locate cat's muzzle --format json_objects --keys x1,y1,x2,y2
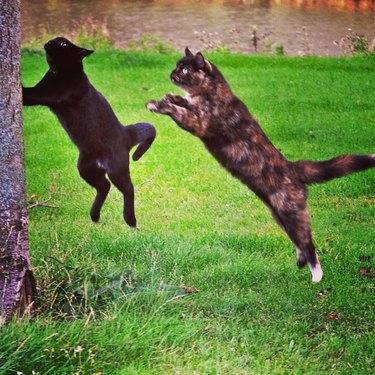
[{"x1": 170, "y1": 73, "x2": 179, "y2": 84}]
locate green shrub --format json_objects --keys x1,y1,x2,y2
[{"x1": 128, "y1": 34, "x2": 177, "y2": 54}]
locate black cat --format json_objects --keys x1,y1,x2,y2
[
  {"x1": 147, "y1": 48, "x2": 375, "y2": 282},
  {"x1": 23, "y1": 37, "x2": 156, "y2": 227}
]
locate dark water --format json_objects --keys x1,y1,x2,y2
[{"x1": 21, "y1": 0, "x2": 375, "y2": 55}]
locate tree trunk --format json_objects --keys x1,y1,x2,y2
[{"x1": 0, "y1": 0, "x2": 36, "y2": 325}]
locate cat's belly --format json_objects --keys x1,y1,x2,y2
[
  {"x1": 51, "y1": 108, "x2": 106, "y2": 152},
  {"x1": 58, "y1": 117, "x2": 92, "y2": 149},
  {"x1": 204, "y1": 140, "x2": 292, "y2": 198},
  {"x1": 205, "y1": 142, "x2": 259, "y2": 182}
]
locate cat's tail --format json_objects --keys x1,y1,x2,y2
[
  {"x1": 293, "y1": 154, "x2": 375, "y2": 185},
  {"x1": 125, "y1": 122, "x2": 156, "y2": 161}
]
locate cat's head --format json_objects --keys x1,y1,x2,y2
[
  {"x1": 44, "y1": 37, "x2": 94, "y2": 72},
  {"x1": 170, "y1": 48, "x2": 220, "y2": 94}
]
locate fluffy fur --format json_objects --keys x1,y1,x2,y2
[
  {"x1": 147, "y1": 48, "x2": 375, "y2": 282},
  {"x1": 23, "y1": 37, "x2": 156, "y2": 227}
]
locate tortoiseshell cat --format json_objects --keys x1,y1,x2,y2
[
  {"x1": 23, "y1": 37, "x2": 156, "y2": 227},
  {"x1": 147, "y1": 48, "x2": 375, "y2": 282}
]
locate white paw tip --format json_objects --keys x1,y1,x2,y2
[
  {"x1": 310, "y1": 265, "x2": 323, "y2": 283},
  {"x1": 146, "y1": 102, "x2": 157, "y2": 112}
]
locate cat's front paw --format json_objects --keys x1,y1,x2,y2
[
  {"x1": 165, "y1": 94, "x2": 191, "y2": 109},
  {"x1": 146, "y1": 99, "x2": 172, "y2": 115},
  {"x1": 164, "y1": 93, "x2": 187, "y2": 107},
  {"x1": 146, "y1": 100, "x2": 161, "y2": 113},
  {"x1": 164, "y1": 93, "x2": 178, "y2": 104}
]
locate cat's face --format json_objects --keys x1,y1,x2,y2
[
  {"x1": 44, "y1": 37, "x2": 94, "y2": 72},
  {"x1": 170, "y1": 48, "x2": 214, "y2": 94}
]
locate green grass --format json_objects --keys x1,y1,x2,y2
[{"x1": 1, "y1": 51, "x2": 374, "y2": 374}]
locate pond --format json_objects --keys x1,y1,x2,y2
[{"x1": 21, "y1": 0, "x2": 375, "y2": 55}]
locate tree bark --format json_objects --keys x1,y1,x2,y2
[{"x1": 0, "y1": 0, "x2": 36, "y2": 325}]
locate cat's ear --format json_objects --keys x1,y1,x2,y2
[
  {"x1": 195, "y1": 52, "x2": 213, "y2": 73},
  {"x1": 185, "y1": 47, "x2": 194, "y2": 57},
  {"x1": 195, "y1": 52, "x2": 205, "y2": 69},
  {"x1": 80, "y1": 48, "x2": 94, "y2": 59}
]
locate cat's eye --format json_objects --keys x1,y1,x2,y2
[
  {"x1": 182, "y1": 67, "x2": 188, "y2": 74},
  {"x1": 60, "y1": 42, "x2": 67, "y2": 47}
]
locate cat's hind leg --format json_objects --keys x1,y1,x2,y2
[
  {"x1": 78, "y1": 154, "x2": 111, "y2": 222},
  {"x1": 268, "y1": 191, "x2": 323, "y2": 282},
  {"x1": 107, "y1": 161, "x2": 136, "y2": 228},
  {"x1": 280, "y1": 210, "x2": 322, "y2": 282},
  {"x1": 268, "y1": 208, "x2": 307, "y2": 268}
]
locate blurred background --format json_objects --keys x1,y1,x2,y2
[{"x1": 21, "y1": 0, "x2": 375, "y2": 56}]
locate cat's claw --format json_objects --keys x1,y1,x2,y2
[{"x1": 146, "y1": 101, "x2": 159, "y2": 113}]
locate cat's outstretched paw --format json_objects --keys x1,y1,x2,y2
[
  {"x1": 146, "y1": 94, "x2": 183, "y2": 113},
  {"x1": 164, "y1": 93, "x2": 176, "y2": 101},
  {"x1": 164, "y1": 93, "x2": 187, "y2": 107},
  {"x1": 164, "y1": 93, "x2": 181, "y2": 103},
  {"x1": 146, "y1": 98, "x2": 172, "y2": 115},
  {"x1": 146, "y1": 100, "x2": 160, "y2": 113}
]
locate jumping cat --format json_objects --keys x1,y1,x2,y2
[
  {"x1": 146, "y1": 48, "x2": 375, "y2": 282},
  {"x1": 23, "y1": 37, "x2": 156, "y2": 227}
]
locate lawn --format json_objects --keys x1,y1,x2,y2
[{"x1": 1, "y1": 51, "x2": 374, "y2": 374}]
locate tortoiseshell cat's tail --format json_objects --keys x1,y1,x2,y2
[
  {"x1": 124, "y1": 122, "x2": 156, "y2": 161},
  {"x1": 294, "y1": 154, "x2": 375, "y2": 185}
]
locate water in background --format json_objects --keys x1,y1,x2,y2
[{"x1": 21, "y1": 0, "x2": 375, "y2": 55}]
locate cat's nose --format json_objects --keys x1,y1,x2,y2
[
  {"x1": 44, "y1": 40, "x2": 52, "y2": 49},
  {"x1": 170, "y1": 72, "x2": 178, "y2": 83}
]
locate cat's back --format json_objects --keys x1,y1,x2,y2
[
  {"x1": 84, "y1": 85, "x2": 122, "y2": 129},
  {"x1": 51, "y1": 75, "x2": 123, "y2": 151}
]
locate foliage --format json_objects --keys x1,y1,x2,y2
[
  {"x1": 9, "y1": 51, "x2": 375, "y2": 374},
  {"x1": 194, "y1": 30, "x2": 232, "y2": 53},
  {"x1": 296, "y1": 26, "x2": 313, "y2": 56},
  {"x1": 128, "y1": 34, "x2": 177, "y2": 54},
  {"x1": 275, "y1": 44, "x2": 285, "y2": 56},
  {"x1": 22, "y1": 16, "x2": 114, "y2": 52},
  {"x1": 22, "y1": 21, "x2": 375, "y2": 58},
  {"x1": 334, "y1": 28, "x2": 375, "y2": 56},
  {"x1": 71, "y1": 16, "x2": 114, "y2": 50},
  {"x1": 21, "y1": 31, "x2": 55, "y2": 53}
]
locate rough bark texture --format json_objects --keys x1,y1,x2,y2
[{"x1": 0, "y1": 0, "x2": 36, "y2": 325}]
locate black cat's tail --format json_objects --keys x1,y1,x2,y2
[
  {"x1": 125, "y1": 122, "x2": 156, "y2": 161},
  {"x1": 293, "y1": 154, "x2": 375, "y2": 185}
]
